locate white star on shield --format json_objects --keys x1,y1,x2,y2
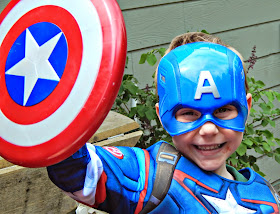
[
  {"x1": 202, "y1": 189, "x2": 256, "y2": 214},
  {"x1": 5, "y1": 28, "x2": 62, "y2": 106}
]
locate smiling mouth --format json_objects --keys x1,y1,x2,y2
[{"x1": 194, "y1": 142, "x2": 226, "y2": 151}]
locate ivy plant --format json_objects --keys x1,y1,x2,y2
[{"x1": 112, "y1": 43, "x2": 280, "y2": 176}]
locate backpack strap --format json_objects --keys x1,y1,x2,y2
[
  {"x1": 263, "y1": 179, "x2": 280, "y2": 211},
  {"x1": 139, "y1": 143, "x2": 180, "y2": 214}
]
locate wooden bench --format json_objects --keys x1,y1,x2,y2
[{"x1": 0, "y1": 111, "x2": 142, "y2": 214}]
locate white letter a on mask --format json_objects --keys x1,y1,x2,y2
[{"x1": 194, "y1": 70, "x2": 220, "y2": 100}]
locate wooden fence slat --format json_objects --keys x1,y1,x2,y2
[
  {"x1": 117, "y1": 0, "x2": 184, "y2": 10},
  {"x1": 0, "y1": 166, "x2": 76, "y2": 213},
  {"x1": 89, "y1": 111, "x2": 140, "y2": 143},
  {"x1": 123, "y1": 3, "x2": 185, "y2": 51},
  {"x1": 95, "y1": 130, "x2": 143, "y2": 147},
  {"x1": 216, "y1": 21, "x2": 280, "y2": 59},
  {"x1": 124, "y1": 0, "x2": 280, "y2": 51},
  {"x1": 250, "y1": 53, "x2": 280, "y2": 89}
]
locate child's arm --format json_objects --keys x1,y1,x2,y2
[
  {"x1": 47, "y1": 143, "x2": 157, "y2": 213},
  {"x1": 47, "y1": 143, "x2": 103, "y2": 206}
]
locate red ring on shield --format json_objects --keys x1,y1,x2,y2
[
  {"x1": 0, "y1": 0, "x2": 127, "y2": 167},
  {"x1": 0, "y1": 5, "x2": 83, "y2": 125}
]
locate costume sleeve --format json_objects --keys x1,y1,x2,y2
[{"x1": 47, "y1": 143, "x2": 158, "y2": 214}]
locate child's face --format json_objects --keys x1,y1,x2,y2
[
  {"x1": 172, "y1": 107, "x2": 243, "y2": 174},
  {"x1": 168, "y1": 93, "x2": 252, "y2": 174}
]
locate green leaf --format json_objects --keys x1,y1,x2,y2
[
  {"x1": 228, "y1": 157, "x2": 238, "y2": 166},
  {"x1": 115, "y1": 98, "x2": 122, "y2": 106},
  {"x1": 256, "y1": 80, "x2": 265, "y2": 88},
  {"x1": 125, "y1": 56, "x2": 129, "y2": 68},
  {"x1": 123, "y1": 81, "x2": 139, "y2": 95},
  {"x1": 250, "y1": 108, "x2": 256, "y2": 113},
  {"x1": 253, "y1": 93, "x2": 261, "y2": 102},
  {"x1": 118, "y1": 84, "x2": 124, "y2": 95},
  {"x1": 274, "y1": 91, "x2": 280, "y2": 102},
  {"x1": 250, "y1": 77, "x2": 256, "y2": 84},
  {"x1": 158, "y1": 48, "x2": 166, "y2": 57},
  {"x1": 254, "y1": 147, "x2": 263, "y2": 154},
  {"x1": 275, "y1": 154, "x2": 280, "y2": 164},
  {"x1": 275, "y1": 138, "x2": 280, "y2": 146},
  {"x1": 252, "y1": 164, "x2": 259, "y2": 172},
  {"x1": 264, "y1": 90, "x2": 274, "y2": 102},
  {"x1": 145, "y1": 108, "x2": 156, "y2": 121},
  {"x1": 261, "y1": 119, "x2": 269, "y2": 127},
  {"x1": 146, "y1": 53, "x2": 157, "y2": 66},
  {"x1": 262, "y1": 130, "x2": 273, "y2": 139},
  {"x1": 139, "y1": 53, "x2": 147, "y2": 64},
  {"x1": 259, "y1": 103, "x2": 271, "y2": 113},
  {"x1": 267, "y1": 139, "x2": 276, "y2": 147},
  {"x1": 257, "y1": 171, "x2": 266, "y2": 177},
  {"x1": 128, "y1": 107, "x2": 137, "y2": 118},
  {"x1": 201, "y1": 29, "x2": 209, "y2": 34},
  {"x1": 268, "y1": 119, "x2": 275, "y2": 127},
  {"x1": 243, "y1": 139, "x2": 253, "y2": 146},
  {"x1": 136, "y1": 104, "x2": 146, "y2": 117},
  {"x1": 262, "y1": 143, "x2": 271, "y2": 152},
  {"x1": 246, "y1": 125, "x2": 254, "y2": 135},
  {"x1": 236, "y1": 143, "x2": 247, "y2": 156}
]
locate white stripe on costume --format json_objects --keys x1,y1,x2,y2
[{"x1": 65, "y1": 143, "x2": 103, "y2": 206}]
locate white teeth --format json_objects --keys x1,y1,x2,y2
[{"x1": 197, "y1": 144, "x2": 221, "y2": 151}]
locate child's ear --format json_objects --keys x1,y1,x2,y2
[
  {"x1": 246, "y1": 93, "x2": 252, "y2": 117},
  {"x1": 155, "y1": 103, "x2": 163, "y2": 126}
]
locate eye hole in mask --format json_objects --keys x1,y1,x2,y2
[{"x1": 175, "y1": 105, "x2": 238, "y2": 123}]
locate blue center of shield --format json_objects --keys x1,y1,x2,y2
[{"x1": 5, "y1": 22, "x2": 68, "y2": 106}]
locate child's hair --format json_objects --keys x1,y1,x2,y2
[{"x1": 155, "y1": 32, "x2": 249, "y2": 97}]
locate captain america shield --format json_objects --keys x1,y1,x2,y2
[{"x1": 0, "y1": 0, "x2": 127, "y2": 167}]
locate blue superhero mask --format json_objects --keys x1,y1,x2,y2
[{"x1": 157, "y1": 42, "x2": 248, "y2": 136}]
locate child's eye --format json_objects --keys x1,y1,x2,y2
[
  {"x1": 176, "y1": 108, "x2": 201, "y2": 122},
  {"x1": 217, "y1": 108, "x2": 230, "y2": 113},
  {"x1": 214, "y1": 105, "x2": 238, "y2": 120}
]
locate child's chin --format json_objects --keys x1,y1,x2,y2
[{"x1": 196, "y1": 161, "x2": 224, "y2": 173}]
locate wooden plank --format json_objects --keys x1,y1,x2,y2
[
  {"x1": 95, "y1": 130, "x2": 143, "y2": 147},
  {"x1": 248, "y1": 53, "x2": 280, "y2": 89},
  {"x1": 183, "y1": 0, "x2": 280, "y2": 33},
  {"x1": 76, "y1": 203, "x2": 108, "y2": 214},
  {"x1": 128, "y1": 20, "x2": 280, "y2": 59},
  {"x1": 216, "y1": 21, "x2": 280, "y2": 59},
  {"x1": 0, "y1": 157, "x2": 13, "y2": 169},
  {"x1": 124, "y1": 0, "x2": 280, "y2": 51},
  {"x1": 123, "y1": 3, "x2": 185, "y2": 52},
  {"x1": 117, "y1": 0, "x2": 184, "y2": 10},
  {"x1": 89, "y1": 111, "x2": 140, "y2": 143},
  {"x1": 0, "y1": 166, "x2": 76, "y2": 213}
]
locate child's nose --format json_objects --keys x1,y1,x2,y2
[{"x1": 199, "y1": 122, "x2": 219, "y2": 136}]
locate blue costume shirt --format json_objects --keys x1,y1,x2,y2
[{"x1": 47, "y1": 142, "x2": 280, "y2": 214}]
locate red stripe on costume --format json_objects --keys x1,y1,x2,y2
[
  {"x1": 93, "y1": 172, "x2": 108, "y2": 207},
  {"x1": 241, "y1": 199, "x2": 279, "y2": 214},
  {"x1": 134, "y1": 150, "x2": 150, "y2": 214},
  {"x1": 173, "y1": 169, "x2": 211, "y2": 214},
  {"x1": 174, "y1": 169, "x2": 218, "y2": 193}
]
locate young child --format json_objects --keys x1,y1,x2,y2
[{"x1": 47, "y1": 32, "x2": 280, "y2": 214}]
